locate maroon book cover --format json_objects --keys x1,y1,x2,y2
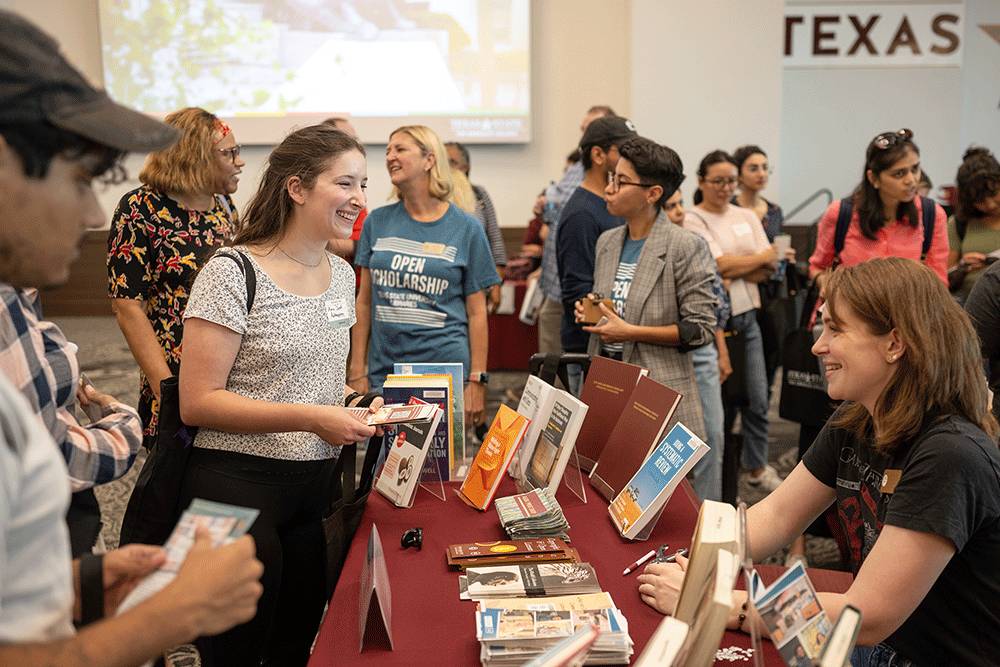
[
  {"x1": 589, "y1": 376, "x2": 683, "y2": 502},
  {"x1": 574, "y1": 356, "x2": 647, "y2": 472}
]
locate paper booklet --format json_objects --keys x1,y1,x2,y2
[
  {"x1": 748, "y1": 562, "x2": 833, "y2": 666},
  {"x1": 459, "y1": 404, "x2": 529, "y2": 510},
  {"x1": 818, "y1": 605, "x2": 861, "y2": 667},
  {"x1": 117, "y1": 498, "x2": 258, "y2": 667},
  {"x1": 460, "y1": 562, "x2": 601, "y2": 600},
  {"x1": 673, "y1": 499, "x2": 738, "y2": 625},
  {"x1": 447, "y1": 538, "x2": 579, "y2": 570},
  {"x1": 477, "y1": 592, "x2": 615, "y2": 612},
  {"x1": 374, "y1": 404, "x2": 443, "y2": 508},
  {"x1": 633, "y1": 615, "x2": 688, "y2": 667},
  {"x1": 609, "y1": 422, "x2": 709, "y2": 540},
  {"x1": 524, "y1": 389, "x2": 588, "y2": 498},
  {"x1": 521, "y1": 623, "x2": 601, "y2": 667},
  {"x1": 347, "y1": 402, "x2": 439, "y2": 426},
  {"x1": 518, "y1": 275, "x2": 545, "y2": 326},
  {"x1": 393, "y1": 363, "x2": 466, "y2": 476},
  {"x1": 589, "y1": 376, "x2": 682, "y2": 502},
  {"x1": 573, "y1": 356, "x2": 648, "y2": 472},
  {"x1": 476, "y1": 607, "x2": 622, "y2": 643},
  {"x1": 511, "y1": 375, "x2": 557, "y2": 481},
  {"x1": 382, "y1": 373, "x2": 454, "y2": 483},
  {"x1": 677, "y1": 548, "x2": 741, "y2": 667}
]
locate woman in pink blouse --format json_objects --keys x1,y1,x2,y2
[{"x1": 809, "y1": 129, "x2": 948, "y2": 287}]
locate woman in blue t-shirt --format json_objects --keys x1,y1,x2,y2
[
  {"x1": 636, "y1": 257, "x2": 1000, "y2": 666},
  {"x1": 350, "y1": 125, "x2": 499, "y2": 426}
]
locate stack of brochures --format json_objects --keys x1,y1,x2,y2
[
  {"x1": 474, "y1": 593, "x2": 634, "y2": 665},
  {"x1": 494, "y1": 487, "x2": 570, "y2": 541}
]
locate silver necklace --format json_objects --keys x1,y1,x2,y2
[{"x1": 278, "y1": 246, "x2": 322, "y2": 267}]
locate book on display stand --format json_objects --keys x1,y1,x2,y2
[{"x1": 519, "y1": 389, "x2": 589, "y2": 504}]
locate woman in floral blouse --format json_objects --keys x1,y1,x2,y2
[{"x1": 107, "y1": 107, "x2": 243, "y2": 446}]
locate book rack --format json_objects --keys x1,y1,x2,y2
[{"x1": 515, "y1": 442, "x2": 588, "y2": 504}]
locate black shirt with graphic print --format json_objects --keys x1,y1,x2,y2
[{"x1": 803, "y1": 411, "x2": 1000, "y2": 665}]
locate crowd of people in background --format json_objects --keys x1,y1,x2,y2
[{"x1": 2, "y1": 8, "x2": 1000, "y2": 667}]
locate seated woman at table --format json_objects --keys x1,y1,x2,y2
[
  {"x1": 178, "y1": 125, "x2": 377, "y2": 666},
  {"x1": 636, "y1": 257, "x2": 1000, "y2": 666},
  {"x1": 349, "y1": 125, "x2": 500, "y2": 427}
]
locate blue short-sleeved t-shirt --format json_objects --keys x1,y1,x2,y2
[
  {"x1": 355, "y1": 201, "x2": 500, "y2": 389},
  {"x1": 602, "y1": 236, "x2": 645, "y2": 356}
]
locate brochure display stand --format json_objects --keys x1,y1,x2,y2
[
  {"x1": 419, "y1": 451, "x2": 447, "y2": 502},
  {"x1": 515, "y1": 442, "x2": 588, "y2": 504}
]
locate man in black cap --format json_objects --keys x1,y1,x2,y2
[
  {"x1": 555, "y1": 116, "x2": 638, "y2": 391},
  {"x1": 0, "y1": 10, "x2": 263, "y2": 664}
]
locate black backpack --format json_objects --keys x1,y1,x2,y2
[{"x1": 831, "y1": 196, "x2": 937, "y2": 269}]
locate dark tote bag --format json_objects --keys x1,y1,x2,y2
[
  {"x1": 778, "y1": 281, "x2": 837, "y2": 426},
  {"x1": 119, "y1": 250, "x2": 255, "y2": 547},
  {"x1": 721, "y1": 326, "x2": 748, "y2": 407},
  {"x1": 119, "y1": 376, "x2": 195, "y2": 546},
  {"x1": 322, "y1": 393, "x2": 385, "y2": 598}
]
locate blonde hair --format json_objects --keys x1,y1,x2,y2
[
  {"x1": 139, "y1": 107, "x2": 221, "y2": 195},
  {"x1": 826, "y1": 257, "x2": 998, "y2": 451},
  {"x1": 388, "y1": 125, "x2": 453, "y2": 203},
  {"x1": 450, "y1": 169, "x2": 477, "y2": 214}
]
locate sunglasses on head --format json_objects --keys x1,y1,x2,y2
[{"x1": 872, "y1": 128, "x2": 913, "y2": 151}]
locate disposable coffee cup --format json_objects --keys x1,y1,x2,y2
[{"x1": 773, "y1": 234, "x2": 792, "y2": 256}]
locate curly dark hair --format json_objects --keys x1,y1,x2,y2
[
  {"x1": 954, "y1": 147, "x2": 1000, "y2": 231},
  {"x1": 0, "y1": 120, "x2": 125, "y2": 183},
  {"x1": 617, "y1": 136, "x2": 685, "y2": 207}
]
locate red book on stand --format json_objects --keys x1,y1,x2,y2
[
  {"x1": 574, "y1": 356, "x2": 648, "y2": 472},
  {"x1": 589, "y1": 376, "x2": 682, "y2": 502}
]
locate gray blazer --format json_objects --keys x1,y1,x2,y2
[{"x1": 586, "y1": 214, "x2": 717, "y2": 439}]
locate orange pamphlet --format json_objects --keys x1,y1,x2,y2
[{"x1": 459, "y1": 405, "x2": 529, "y2": 510}]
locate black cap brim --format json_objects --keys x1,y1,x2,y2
[{"x1": 47, "y1": 95, "x2": 178, "y2": 153}]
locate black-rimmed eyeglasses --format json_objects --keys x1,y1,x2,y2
[{"x1": 608, "y1": 172, "x2": 657, "y2": 193}]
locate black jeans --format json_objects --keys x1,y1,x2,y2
[{"x1": 179, "y1": 447, "x2": 336, "y2": 667}]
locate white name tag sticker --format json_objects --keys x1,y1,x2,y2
[
  {"x1": 732, "y1": 222, "x2": 752, "y2": 237},
  {"x1": 326, "y1": 298, "x2": 352, "y2": 327}
]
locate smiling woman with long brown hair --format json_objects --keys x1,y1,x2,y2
[{"x1": 637, "y1": 257, "x2": 1000, "y2": 666}]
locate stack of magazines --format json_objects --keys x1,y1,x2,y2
[
  {"x1": 495, "y1": 488, "x2": 570, "y2": 541},
  {"x1": 474, "y1": 593, "x2": 633, "y2": 665}
]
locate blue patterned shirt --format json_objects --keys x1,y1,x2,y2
[{"x1": 0, "y1": 284, "x2": 141, "y2": 490}]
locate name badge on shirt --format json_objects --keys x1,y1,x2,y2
[
  {"x1": 732, "y1": 222, "x2": 752, "y2": 237},
  {"x1": 325, "y1": 298, "x2": 352, "y2": 328},
  {"x1": 422, "y1": 242, "x2": 446, "y2": 255},
  {"x1": 880, "y1": 469, "x2": 903, "y2": 494}
]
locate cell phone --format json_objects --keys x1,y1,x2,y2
[
  {"x1": 77, "y1": 373, "x2": 103, "y2": 423},
  {"x1": 578, "y1": 295, "x2": 613, "y2": 325}
]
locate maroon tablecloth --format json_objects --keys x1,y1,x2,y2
[{"x1": 308, "y1": 478, "x2": 852, "y2": 666}]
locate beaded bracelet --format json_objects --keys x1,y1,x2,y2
[{"x1": 736, "y1": 600, "x2": 749, "y2": 632}]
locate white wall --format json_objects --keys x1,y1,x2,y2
[
  {"x1": 629, "y1": 0, "x2": 786, "y2": 206},
  {"x1": 1, "y1": 0, "x2": 630, "y2": 230}
]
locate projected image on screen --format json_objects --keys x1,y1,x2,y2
[{"x1": 98, "y1": 0, "x2": 531, "y2": 143}]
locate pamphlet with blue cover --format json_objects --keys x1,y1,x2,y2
[
  {"x1": 382, "y1": 373, "x2": 453, "y2": 483},
  {"x1": 608, "y1": 422, "x2": 708, "y2": 540},
  {"x1": 394, "y1": 362, "x2": 465, "y2": 477}
]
